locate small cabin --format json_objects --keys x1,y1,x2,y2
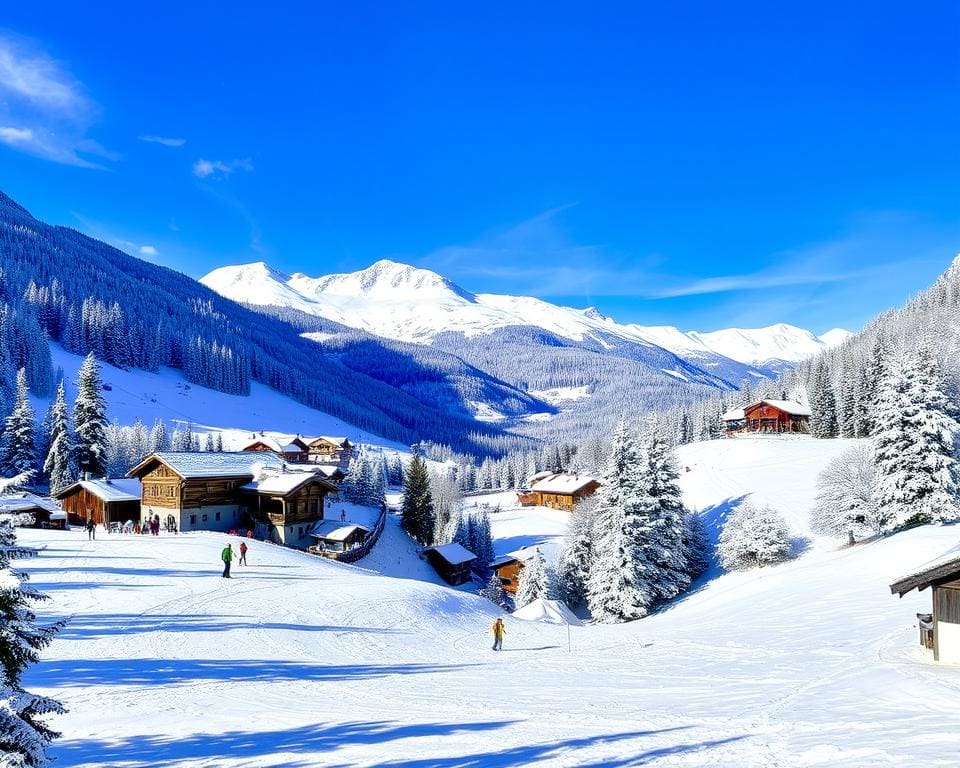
[
  {"x1": 890, "y1": 545, "x2": 960, "y2": 663},
  {"x1": 241, "y1": 433, "x2": 310, "y2": 463},
  {"x1": 305, "y1": 436, "x2": 354, "y2": 468},
  {"x1": 308, "y1": 520, "x2": 370, "y2": 556},
  {"x1": 0, "y1": 492, "x2": 66, "y2": 529},
  {"x1": 517, "y1": 472, "x2": 600, "y2": 511},
  {"x1": 241, "y1": 471, "x2": 338, "y2": 548},
  {"x1": 490, "y1": 547, "x2": 540, "y2": 594},
  {"x1": 55, "y1": 478, "x2": 141, "y2": 528},
  {"x1": 423, "y1": 543, "x2": 477, "y2": 586},
  {"x1": 722, "y1": 399, "x2": 811, "y2": 435}
]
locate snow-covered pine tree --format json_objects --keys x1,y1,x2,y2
[
  {"x1": 467, "y1": 508, "x2": 495, "y2": 570},
  {"x1": 683, "y1": 511, "x2": 711, "y2": 579},
  {"x1": 389, "y1": 455, "x2": 404, "y2": 486},
  {"x1": 213, "y1": 432, "x2": 223, "y2": 452},
  {"x1": 0, "y1": 370, "x2": 37, "y2": 483},
  {"x1": 72, "y1": 352, "x2": 108, "y2": 476},
  {"x1": 149, "y1": 420, "x2": 168, "y2": 453},
  {"x1": 514, "y1": 550, "x2": 555, "y2": 609},
  {"x1": 717, "y1": 502, "x2": 792, "y2": 571},
  {"x1": 557, "y1": 498, "x2": 597, "y2": 607},
  {"x1": 873, "y1": 348, "x2": 960, "y2": 526},
  {"x1": 479, "y1": 572, "x2": 507, "y2": 609},
  {"x1": 401, "y1": 453, "x2": 434, "y2": 545},
  {"x1": 428, "y1": 469, "x2": 460, "y2": 536},
  {"x1": 859, "y1": 338, "x2": 888, "y2": 437},
  {"x1": 42, "y1": 381, "x2": 72, "y2": 496},
  {"x1": 586, "y1": 422, "x2": 657, "y2": 623},
  {"x1": 203, "y1": 432, "x2": 215, "y2": 452},
  {"x1": 633, "y1": 421, "x2": 694, "y2": 603},
  {"x1": 810, "y1": 443, "x2": 886, "y2": 540},
  {"x1": 808, "y1": 359, "x2": 837, "y2": 438},
  {"x1": 0, "y1": 506, "x2": 65, "y2": 766}
]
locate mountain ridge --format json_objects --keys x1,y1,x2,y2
[{"x1": 201, "y1": 259, "x2": 850, "y2": 367}]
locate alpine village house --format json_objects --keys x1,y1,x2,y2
[
  {"x1": 516, "y1": 471, "x2": 600, "y2": 512},
  {"x1": 722, "y1": 399, "x2": 811, "y2": 435},
  {"x1": 127, "y1": 452, "x2": 338, "y2": 548}
]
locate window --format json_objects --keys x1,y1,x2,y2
[
  {"x1": 190, "y1": 515, "x2": 196, "y2": 525},
  {"x1": 202, "y1": 514, "x2": 208, "y2": 523},
  {"x1": 215, "y1": 512, "x2": 221, "y2": 521}
]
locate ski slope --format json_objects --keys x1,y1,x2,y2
[
  {"x1": 15, "y1": 437, "x2": 960, "y2": 766},
  {"x1": 35, "y1": 344, "x2": 403, "y2": 450}
]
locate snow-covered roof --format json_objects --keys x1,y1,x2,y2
[
  {"x1": 57, "y1": 478, "x2": 142, "y2": 502},
  {"x1": 722, "y1": 399, "x2": 811, "y2": 421},
  {"x1": 530, "y1": 473, "x2": 598, "y2": 495},
  {"x1": 491, "y1": 546, "x2": 542, "y2": 569},
  {"x1": 309, "y1": 519, "x2": 370, "y2": 541},
  {"x1": 243, "y1": 433, "x2": 308, "y2": 454},
  {"x1": 311, "y1": 464, "x2": 343, "y2": 479},
  {"x1": 890, "y1": 542, "x2": 960, "y2": 597},
  {"x1": 308, "y1": 436, "x2": 350, "y2": 447},
  {"x1": 241, "y1": 472, "x2": 336, "y2": 496},
  {"x1": 0, "y1": 492, "x2": 63, "y2": 516},
  {"x1": 424, "y1": 542, "x2": 477, "y2": 565},
  {"x1": 131, "y1": 452, "x2": 286, "y2": 479},
  {"x1": 758, "y1": 399, "x2": 811, "y2": 417}
]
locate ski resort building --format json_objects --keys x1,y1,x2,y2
[
  {"x1": 308, "y1": 520, "x2": 371, "y2": 556},
  {"x1": 55, "y1": 478, "x2": 142, "y2": 528},
  {"x1": 891, "y1": 546, "x2": 960, "y2": 663},
  {"x1": 491, "y1": 546, "x2": 541, "y2": 594},
  {"x1": 423, "y1": 543, "x2": 477, "y2": 585},
  {"x1": 0, "y1": 492, "x2": 66, "y2": 529},
  {"x1": 722, "y1": 399, "x2": 811, "y2": 435},
  {"x1": 516, "y1": 472, "x2": 600, "y2": 511},
  {"x1": 304, "y1": 436, "x2": 354, "y2": 468},
  {"x1": 127, "y1": 452, "x2": 337, "y2": 545},
  {"x1": 241, "y1": 471, "x2": 338, "y2": 547},
  {"x1": 241, "y1": 433, "x2": 311, "y2": 463}
]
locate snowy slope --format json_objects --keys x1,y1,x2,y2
[
  {"x1": 20, "y1": 508, "x2": 960, "y2": 766},
  {"x1": 200, "y1": 260, "x2": 847, "y2": 366},
  {"x1": 34, "y1": 344, "x2": 404, "y2": 449}
]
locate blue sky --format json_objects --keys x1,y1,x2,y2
[{"x1": 1, "y1": 2, "x2": 957, "y2": 334}]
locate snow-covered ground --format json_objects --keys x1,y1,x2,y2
[
  {"x1": 35, "y1": 344, "x2": 403, "y2": 449},
  {"x1": 18, "y1": 437, "x2": 960, "y2": 766}
]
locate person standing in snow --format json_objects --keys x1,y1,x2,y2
[
  {"x1": 85, "y1": 517, "x2": 95, "y2": 540},
  {"x1": 221, "y1": 543, "x2": 234, "y2": 578},
  {"x1": 491, "y1": 617, "x2": 505, "y2": 651},
  {"x1": 239, "y1": 541, "x2": 248, "y2": 566}
]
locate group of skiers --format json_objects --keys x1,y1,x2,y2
[{"x1": 220, "y1": 540, "x2": 248, "y2": 578}]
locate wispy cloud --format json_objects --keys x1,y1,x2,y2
[
  {"x1": 0, "y1": 33, "x2": 115, "y2": 168},
  {"x1": 192, "y1": 157, "x2": 253, "y2": 179},
  {"x1": 138, "y1": 245, "x2": 158, "y2": 256},
  {"x1": 139, "y1": 135, "x2": 186, "y2": 147}
]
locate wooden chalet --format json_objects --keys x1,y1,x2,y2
[
  {"x1": 305, "y1": 436, "x2": 354, "y2": 468},
  {"x1": 891, "y1": 545, "x2": 960, "y2": 663},
  {"x1": 490, "y1": 547, "x2": 540, "y2": 594},
  {"x1": 423, "y1": 543, "x2": 477, "y2": 585},
  {"x1": 55, "y1": 478, "x2": 141, "y2": 527},
  {"x1": 722, "y1": 399, "x2": 811, "y2": 435},
  {"x1": 241, "y1": 471, "x2": 338, "y2": 547},
  {"x1": 308, "y1": 520, "x2": 370, "y2": 556},
  {"x1": 516, "y1": 472, "x2": 600, "y2": 512},
  {"x1": 241, "y1": 433, "x2": 310, "y2": 463},
  {"x1": 0, "y1": 492, "x2": 66, "y2": 529}
]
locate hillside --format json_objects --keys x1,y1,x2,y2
[
  {"x1": 203, "y1": 260, "x2": 851, "y2": 442},
  {"x1": 19, "y1": 437, "x2": 960, "y2": 767},
  {"x1": 0, "y1": 189, "x2": 549, "y2": 455}
]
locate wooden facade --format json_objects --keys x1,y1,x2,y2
[
  {"x1": 517, "y1": 474, "x2": 600, "y2": 512},
  {"x1": 55, "y1": 481, "x2": 141, "y2": 527},
  {"x1": 891, "y1": 555, "x2": 960, "y2": 663},
  {"x1": 493, "y1": 558, "x2": 524, "y2": 594},
  {"x1": 0, "y1": 493, "x2": 65, "y2": 529},
  {"x1": 306, "y1": 437, "x2": 354, "y2": 467},
  {"x1": 242, "y1": 436, "x2": 310, "y2": 462},
  {"x1": 423, "y1": 543, "x2": 477, "y2": 586},
  {"x1": 723, "y1": 400, "x2": 811, "y2": 435},
  {"x1": 246, "y1": 475, "x2": 336, "y2": 548}
]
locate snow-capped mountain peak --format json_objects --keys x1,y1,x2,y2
[
  {"x1": 818, "y1": 328, "x2": 854, "y2": 348},
  {"x1": 200, "y1": 259, "x2": 849, "y2": 366}
]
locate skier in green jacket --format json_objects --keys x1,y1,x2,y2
[{"x1": 221, "y1": 543, "x2": 234, "y2": 578}]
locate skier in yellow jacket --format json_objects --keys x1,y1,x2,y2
[{"x1": 491, "y1": 617, "x2": 505, "y2": 651}]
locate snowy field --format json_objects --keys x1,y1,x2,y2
[
  {"x1": 34, "y1": 344, "x2": 403, "y2": 449},
  {"x1": 16, "y1": 437, "x2": 960, "y2": 766}
]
